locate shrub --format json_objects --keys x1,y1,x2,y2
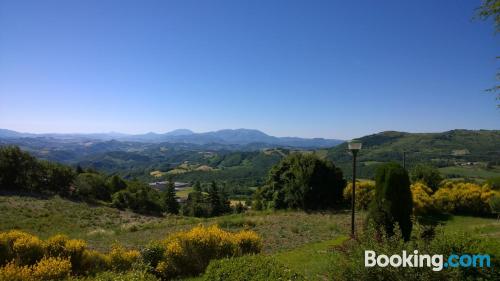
[
  {"x1": 333, "y1": 222, "x2": 498, "y2": 280},
  {"x1": 0, "y1": 261, "x2": 32, "y2": 281},
  {"x1": 44, "y1": 234, "x2": 86, "y2": 271},
  {"x1": 154, "y1": 225, "x2": 262, "y2": 279},
  {"x1": 31, "y1": 256, "x2": 71, "y2": 280},
  {"x1": 433, "y1": 181, "x2": 496, "y2": 215},
  {"x1": 368, "y1": 163, "x2": 413, "y2": 241},
  {"x1": 0, "y1": 257, "x2": 71, "y2": 281},
  {"x1": 67, "y1": 270, "x2": 159, "y2": 281},
  {"x1": 411, "y1": 182, "x2": 435, "y2": 215},
  {"x1": 79, "y1": 250, "x2": 110, "y2": 274},
  {"x1": 343, "y1": 180, "x2": 375, "y2": 210},
  {"x1": 4, "y1": 231, "x2": 44, "y2": 266},
  {"x1": 108, "y1": 245, "x2": 140, "y2": 272},
  {"x1": 410, "y1": 164, "x2": 443, "y2": 191},
  {"x1": 203, "y1": 255, "x2": 305, "y2": 281}
]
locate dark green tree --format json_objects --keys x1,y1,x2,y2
[
  {"x1": 260, "y1": 153, "x2": 346, "y2": 210},
  {"x1": 193, "y1": 181, "x2": 202, "y2": 192},
  {"x1": 208, "y1": 181, "x2": 223, "y2": 216},
  {"x1": 108, "y1": 175, "x2": 127, "y2": 193},
  {"x1": 163, "y1": 180, "x2": 179, "y2": 214},
  {"x1": 410, "y1": 164, "x2": 442, "y2": 192},
  {"x1": 369, "y1": 163, "x2": 413, "y2": 241},
  {"x1": 0, "y1": 146, "x2": 40, "y2": 191}
]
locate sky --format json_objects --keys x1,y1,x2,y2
[{"x1": 0, "y1": 0, "x2": 499, "y2": 140}]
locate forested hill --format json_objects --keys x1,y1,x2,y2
[{"x1": 326, "y1": 130, "x2": 500, "y2": 178}]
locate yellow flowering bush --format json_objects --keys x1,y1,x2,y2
[
  {"x1": 411, "y1": 182, "x2": 434, "y2": 215},
  {"x1": 108, "y1": 244, "x2": 140, "y2": 272},
  {"x1": 0, "y1": 261, "x2": 32, "y2": 281},
  {"x1": 433, "y1": 181, "x2": 497, "y2": 215},
  {"x1": 31, "y1": 257, "x2": 71, "y2": 280},
  {"x1": 153, "y1": 225, "x2": 262, "y2": 279},
  {"x1": 343, "y1": 181, "x2": 375, "y2": 210},
  {"x1": 0, "y1": 230, "x2": 44, "y2": 266},
  {"x1": 0, "y1": 257, "x2": 70, "y2": 281},
  {"x1": 79, "y1": 249, "x2": 110, "y2": 274}
]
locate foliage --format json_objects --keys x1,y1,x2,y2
[
  {"x1": 411, "y1": 164, "x2": 443, "y2": 191},
  {"x1": 327, "y1": 130, "x2": 500, "y2": 179},
  {"x1": 161, "y1": 180, "x2": 179, "y2": 215},
  {"x1": 152, "y1": 225, "x2": 262, "y2": 279},
  {"x1": 368, "y1": 163, "x2": 413, "y2": 241},
  {"x1": 203, "y1": 255, "x2": 305, "y2": 281},
  {"x1": 342, "y1": 181, "x2": 375, "y2": 210},
  {"x1": 111, "y1": 181, "x2": 162, "y2": 215},
  {"x1": 486, "y1": 176, "x2": 500, "y2": 190},
  {"x1": 260, "y1": 153, "x2": 346, "y2": 210},
  {"x1": 411, "y1": 182, "x2": 435, "y2": 216},
  {"x1": 0, "y1": 230, "x2": 142, "y2": 280},
  {"x1": 334, "y1": 222, "x2": 498, "y2": 280},
  {"x1": 74, "y1": 173, "x2": 111, "y2": 201},
  {"x1": 490, "y1": 195, "x2": 500, "y2": 215},
  {"x1": 0, "y1": 146, "x2": 76, "y2": 195},
  {"x1": 433, "y1": 181, "x2": 497, "y2": 216}
]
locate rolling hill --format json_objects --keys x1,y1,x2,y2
[{"x1": 327, "y1": 129, "x2": 500, "y2": 179}]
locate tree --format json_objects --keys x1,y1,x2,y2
[
  {"x1": 108, "y1": 175, "x2": 127, "y2": 193},
  {"x1": 193, "y1": 181, "x2": 202, "y2": 192},
  {"x1": 73, "y1": 173, "x2": 111, "y2": 201},
  {"x1": 183, "y1": 191, "x2": 210, "y2": 217},
  {"x1": 410, "y1": 164, "x2": 442, "y2": 192},
  {"x1": 476, "y1": 0, "x2": 500, "y2": 106},
  {"x1": 208, "y1": 181, "x2": 224, "y2": 216},
  {"x1": 368, "y1": 163, "x2": 413, "y2": 241},
  {"x1": 0, "y1": 146, "x2": 40, "y2": 191},
  {"x1": 39, "y1": 161, "x2": 75, "y2": 196},
  {"x1": 163, "y1": 180, "x2": 179, "y2": 214},
  {"x1": 260, "y1": 153, "x2": 346, "y2": 210}
]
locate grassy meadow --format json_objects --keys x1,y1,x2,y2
[{"x1": 1, "y1": 194, "x2": 498, "y2": 280}]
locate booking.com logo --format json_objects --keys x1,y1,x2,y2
[{"x1": 365, "y1": 250, "x2": 491, "y2": 271}]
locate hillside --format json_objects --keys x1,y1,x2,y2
[{"x1": 327, "y1": 129, "x2": 500, "y2": 179}]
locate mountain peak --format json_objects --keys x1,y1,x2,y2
[{"x1": 165, "y1": 129, "x2": 195, "y2": 136}]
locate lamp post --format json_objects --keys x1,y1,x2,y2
[{"x1": 348, "y1": 140, "x2": 362, "y2": 237}]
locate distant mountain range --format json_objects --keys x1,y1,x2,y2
[{"x1": 0, "y1": 128, "x2": 343, "y2": 148}]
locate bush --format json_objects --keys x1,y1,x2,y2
[
  {"x1": 204, "y1": 255, "x2": 305, "y2": 281},
  {"x1": 0, "y1": 257, "x2": 71, "y2": 281},
  {"x1": 260, "y1": 153, "x2": 346, "y2": 210},
  {"x1": 31, "y1": 256, "x2": 71, "y2": 280},
  {"x1": 411, "y1": 182, "x2": 435, "y2": 215},
  {"x1": 343, "y1": 181, "x2": 375, "y2": 210},
  {"x1": 154, "y1": 225, "x2": 262, "y2": 279},
  {"x1": 433, "y1": 181, "x2": 496, "y2": 216},
  {"x1": 108, "y1": 245, "x2": 140, "y2": 272},
  {"x1": 368, "y1": 163, "x2": 413, "y2": 241},
  {"x1": 333, "y1": 222, "x2": 498, "y2": 280},
  {"x1": 410, "y1": 164, "x2": 443, "y2": 191},
  {"x1": 0, "y1": 261, "x2": 32, "y2": 281}
]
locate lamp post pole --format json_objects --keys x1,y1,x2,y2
[
  {"x1": 348, "y1": 140, "x2": 362, "y2": 237},
  {"x1": 351, "y1": 150, "x2": 358, "y2": 237}
]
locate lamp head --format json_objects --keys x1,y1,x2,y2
[{"x1": 348, "y1": 140, "x2": 362, "y2": 152}]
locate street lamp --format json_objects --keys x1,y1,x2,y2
[{"x1": 348, "y1": 140, "x2": 362, "y2": 237}]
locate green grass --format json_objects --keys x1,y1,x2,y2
[
  {"x1": 0, "y1": 195, "x2": 354, "y2": 253},
  {"x1": 176, "y1": 186, "x2": 194, "y2": 199},
  {"x1": 274, "y1": 236, "x2": 347, "y2": 280},
  {"x1": 439, "y1": 165, "x2": 500, "y2": 180}
]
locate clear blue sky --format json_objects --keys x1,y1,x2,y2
[{"x1": 0, "y1": 0, "x2": 498, "y2": 139}]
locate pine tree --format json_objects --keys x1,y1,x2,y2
[
  {"x1": 163, "y1": 180, "x2": 179, "y2": 214},
  {"x1": 369, "y1": 163, "x2": 413, "y2": 241},
  {"x1": 208, "y1": 181, "x2": 222, "y2": 216}
]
